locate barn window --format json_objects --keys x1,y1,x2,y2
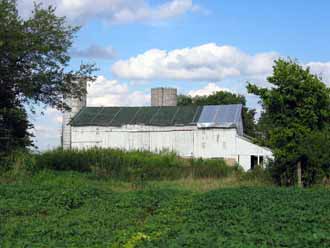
[
  {"x1": 251, "y1": 156, "x2": 264, "y2": 169},
  {"x1": 250, "y1": 155, "x2": 258, "y2": 170}
]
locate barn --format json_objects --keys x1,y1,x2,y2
[{"x1": 62, "y1": 87, "x2": 272, "y2": 171}]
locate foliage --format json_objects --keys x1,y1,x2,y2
[
  {"x1": 0, "y1": 107, "x2": 33, "y2": 154},
  {"x1": 1, "y1": 171, "x2": 329, "y2": 247},
  {"x1": 0, "y1": 149, "x2": 36, "y2": 174},
  {"x1": 177, "y1": 91, "x2": 257, "y2": 137},
  {"x1": 239, "y1": 165, "x2": 273, "y2": 185},
  {"x1": 248, "y1": 58, "x2": 330, "y2": 186},
  {"x1": 33, "y1": 148, "x2": 238, "y2": 181},
  {"x1": 298, "y1": 128, "x2": 330, "y2": 185},
  {"x1": 0, "y1": 0, "x2": 96, "y2": 153}
]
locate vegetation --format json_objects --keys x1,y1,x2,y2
[
  {"x1": 0, "y1": 0, "x2": 96, "y2": 154},
  {"x1": 177, "y1": 91, "x2": 257, "y2": 137},
  {"x1": 248, "y1": 59, "x2": 330, "y2": 186},
  {"x1": 1, "y1": 170, "x2": 329, "y2": 247},
  {"x1": 1, "y1": 148, "x2": 242, "y2": 181}
]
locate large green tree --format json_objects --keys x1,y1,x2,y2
[
  {"x1": 0, "y1": 0, "x2": 96, "y2": 154},
  {"x1": 177, "y1": 91, "x2": 257, "y2": 137},
  {"x1": 247, "y1": 59, "x2": 330, "y2": 186}
]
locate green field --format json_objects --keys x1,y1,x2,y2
[{"x1": 1, "y1": 171, "x2": 330, "y2": 247}]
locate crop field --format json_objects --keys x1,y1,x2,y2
[{"x1": 1, "y1": 171, "x2": 330, "y2": 247}]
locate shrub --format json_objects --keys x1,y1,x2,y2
[
  {"x1": 189, "y1": 158, "x2": 238, "y2": 178},
  {"x1": 240, "y1": 165, "x2": 273, "y2": 185},
  {"x1": 0, "y1": 150, "x2": 36, "y2": 174}
]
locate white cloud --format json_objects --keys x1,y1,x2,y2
[
  {"x1": 31, "y1": 107, "x2": 62, "y2": 150},
  {"x1": 111, "y1": 43, "x2": 279, "y2": 82},
  {"x1": 87, "y1": 75, "x2": 150, "y2": 106},
  {"x1": 17, "y1": 0, "x2": 198, "y2": 24},
  {"x1": 71, "y1": 44, "x2": 116, "y2": 59},
  {"x1": 306, "y1": 62, "x2": 330, "y2": 85},
  {"x1": 188, "y1": 83, "x2": 231, "y2": 97}
]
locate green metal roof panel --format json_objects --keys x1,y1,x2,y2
[
  {"x1": 175, "y1": 105, "x2": 202, "y2": 125},
  {"x1": 111, "y1": 107, "x2": 140, "y2": 126},
  {"x1": 71, "y1": 106, "x2": 203, "y2": 127},
  {"x1": 71, "y1": 107, "x2": 99, "y2": 126},
  {"x1": 91, "y1": 107, "x2": 121, "y2": 126},
  {"x1": 131, "y1": 107, "x2": 159, "y2": 125},
  {"x1": 150, "y1": 106, "x2": 178, "y2": 126}
]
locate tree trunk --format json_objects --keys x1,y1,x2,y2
[{"x1": 297, "y1": 161, "x2": 302, "y2": 187}]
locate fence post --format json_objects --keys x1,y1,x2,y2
[{"x1": 297, "y1": 161, "x2": 302, "y2": 187}]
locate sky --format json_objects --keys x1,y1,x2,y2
[{"x1": 17, "y1": 0, "x2": 330, "y2": 151}]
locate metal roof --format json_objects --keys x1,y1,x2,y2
[
  {"x1": 71, "y1": 106, "x2": 203, "y2": 127},
  {"x1": 70, "y1": 104, "x2": 243, "y2": 133},
  {"x1": 197, "y1": 104, "x2": 243, "y2": 135}
]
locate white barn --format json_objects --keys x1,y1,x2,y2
[{"x1": 62, "y1": 88, "x2": 272, "y2": 171}]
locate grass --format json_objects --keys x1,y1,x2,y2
[
  {"x1": 0, "y1": 169, "x2": 271, "y2": 193},
  {"x1": 1, "y1": 170, "x2": 330, "y2": 247}
]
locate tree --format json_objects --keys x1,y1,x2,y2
[
  {"x1": 247, "y1": 59, "x2": 330, "y2": 186},
  {"x1": 177, "y1": 91, "x2": 257, "y2": 137},
  {"x1": 298, "y1": 128, "x2": 330, "y2": 185},
  {"x1": 0, "y1": 0, "x2": 96, "y2": 154}
]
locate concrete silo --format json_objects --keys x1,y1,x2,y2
[
  {"x1": 61, "y1": 82, "x2": 87, "y2": 149},
  {"x1": 151, "y1": 87, "x2": 177, "y2": 106}
]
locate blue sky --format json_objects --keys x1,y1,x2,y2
[{"x1": 18, "y1": 0, "x2": 330, "y2": 150}]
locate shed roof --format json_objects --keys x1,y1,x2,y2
[{"x1": 70, "y1": 104, "x2": 243, "y2": 130}]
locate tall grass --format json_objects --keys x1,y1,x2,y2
[{"x1": 34, "y1": 148, "x2": 240, "y2": 181}]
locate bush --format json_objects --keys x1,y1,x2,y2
[
  {"x1": 240, "y1": 165, "x2": 273, "y2": 185},
  {"x1": 0, "y1": 150, "x2": 36, "y2": 174},
  {"x1": 190, "y1": 158, "x2": 239, "y2": 178},
  {"x1": 34, "y1": 148, "x2": 238, "y2": 181}
]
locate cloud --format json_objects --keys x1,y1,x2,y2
[
  {"x1": 188, "y1": 83, "x2": 231, "y2": 97},
  {"x1": 71, "y1": 45, "x2": 116, "y2": 59},
  {"x1": 87, "y1": 75, "x2": 150, "y2": 106},
  {"x1": 306, "y1": 62, "x2": 330, "y2": 85},
  {"x1": 17, "y1": 0, "x2": 198, "y2": 24},
  {"x1": 31, "y1": 107, "x2": 62, "y2": 150},
  {"x1": 111, "y1": 43, "x2": 279, "y2": 82}
]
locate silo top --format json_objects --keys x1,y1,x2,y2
[{"x1": 151, "y1": 87, "x2": 177, "y2": 106}]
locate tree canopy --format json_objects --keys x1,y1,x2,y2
[
  {"x1": 248, "y1": 58, "x2": 330, "y2": 186},
  {"x1": 177, "y1": 91, "x2": 257, "y2": 137},
  {"x1": 0, "y1": 0, "x2": 96, "y2": 153}
]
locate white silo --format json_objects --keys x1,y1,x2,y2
[{"x1": 61, "y1": 82, "x2": 87, "y2": 149}]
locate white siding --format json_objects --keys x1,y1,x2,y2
[{"x1": 71, "y1": 125, "x2": 272, "y2": 171}]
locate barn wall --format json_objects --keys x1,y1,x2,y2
[{"x1": 71, "y1": 125, "x2": 272, "y2": 171}]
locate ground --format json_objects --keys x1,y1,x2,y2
[{"x1": 1, "y1": 171, "x2": 330, "y2": 247}]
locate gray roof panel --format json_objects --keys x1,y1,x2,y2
[{"x1": 196, "y1": 104, "x2": 243, "y2": 133}]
